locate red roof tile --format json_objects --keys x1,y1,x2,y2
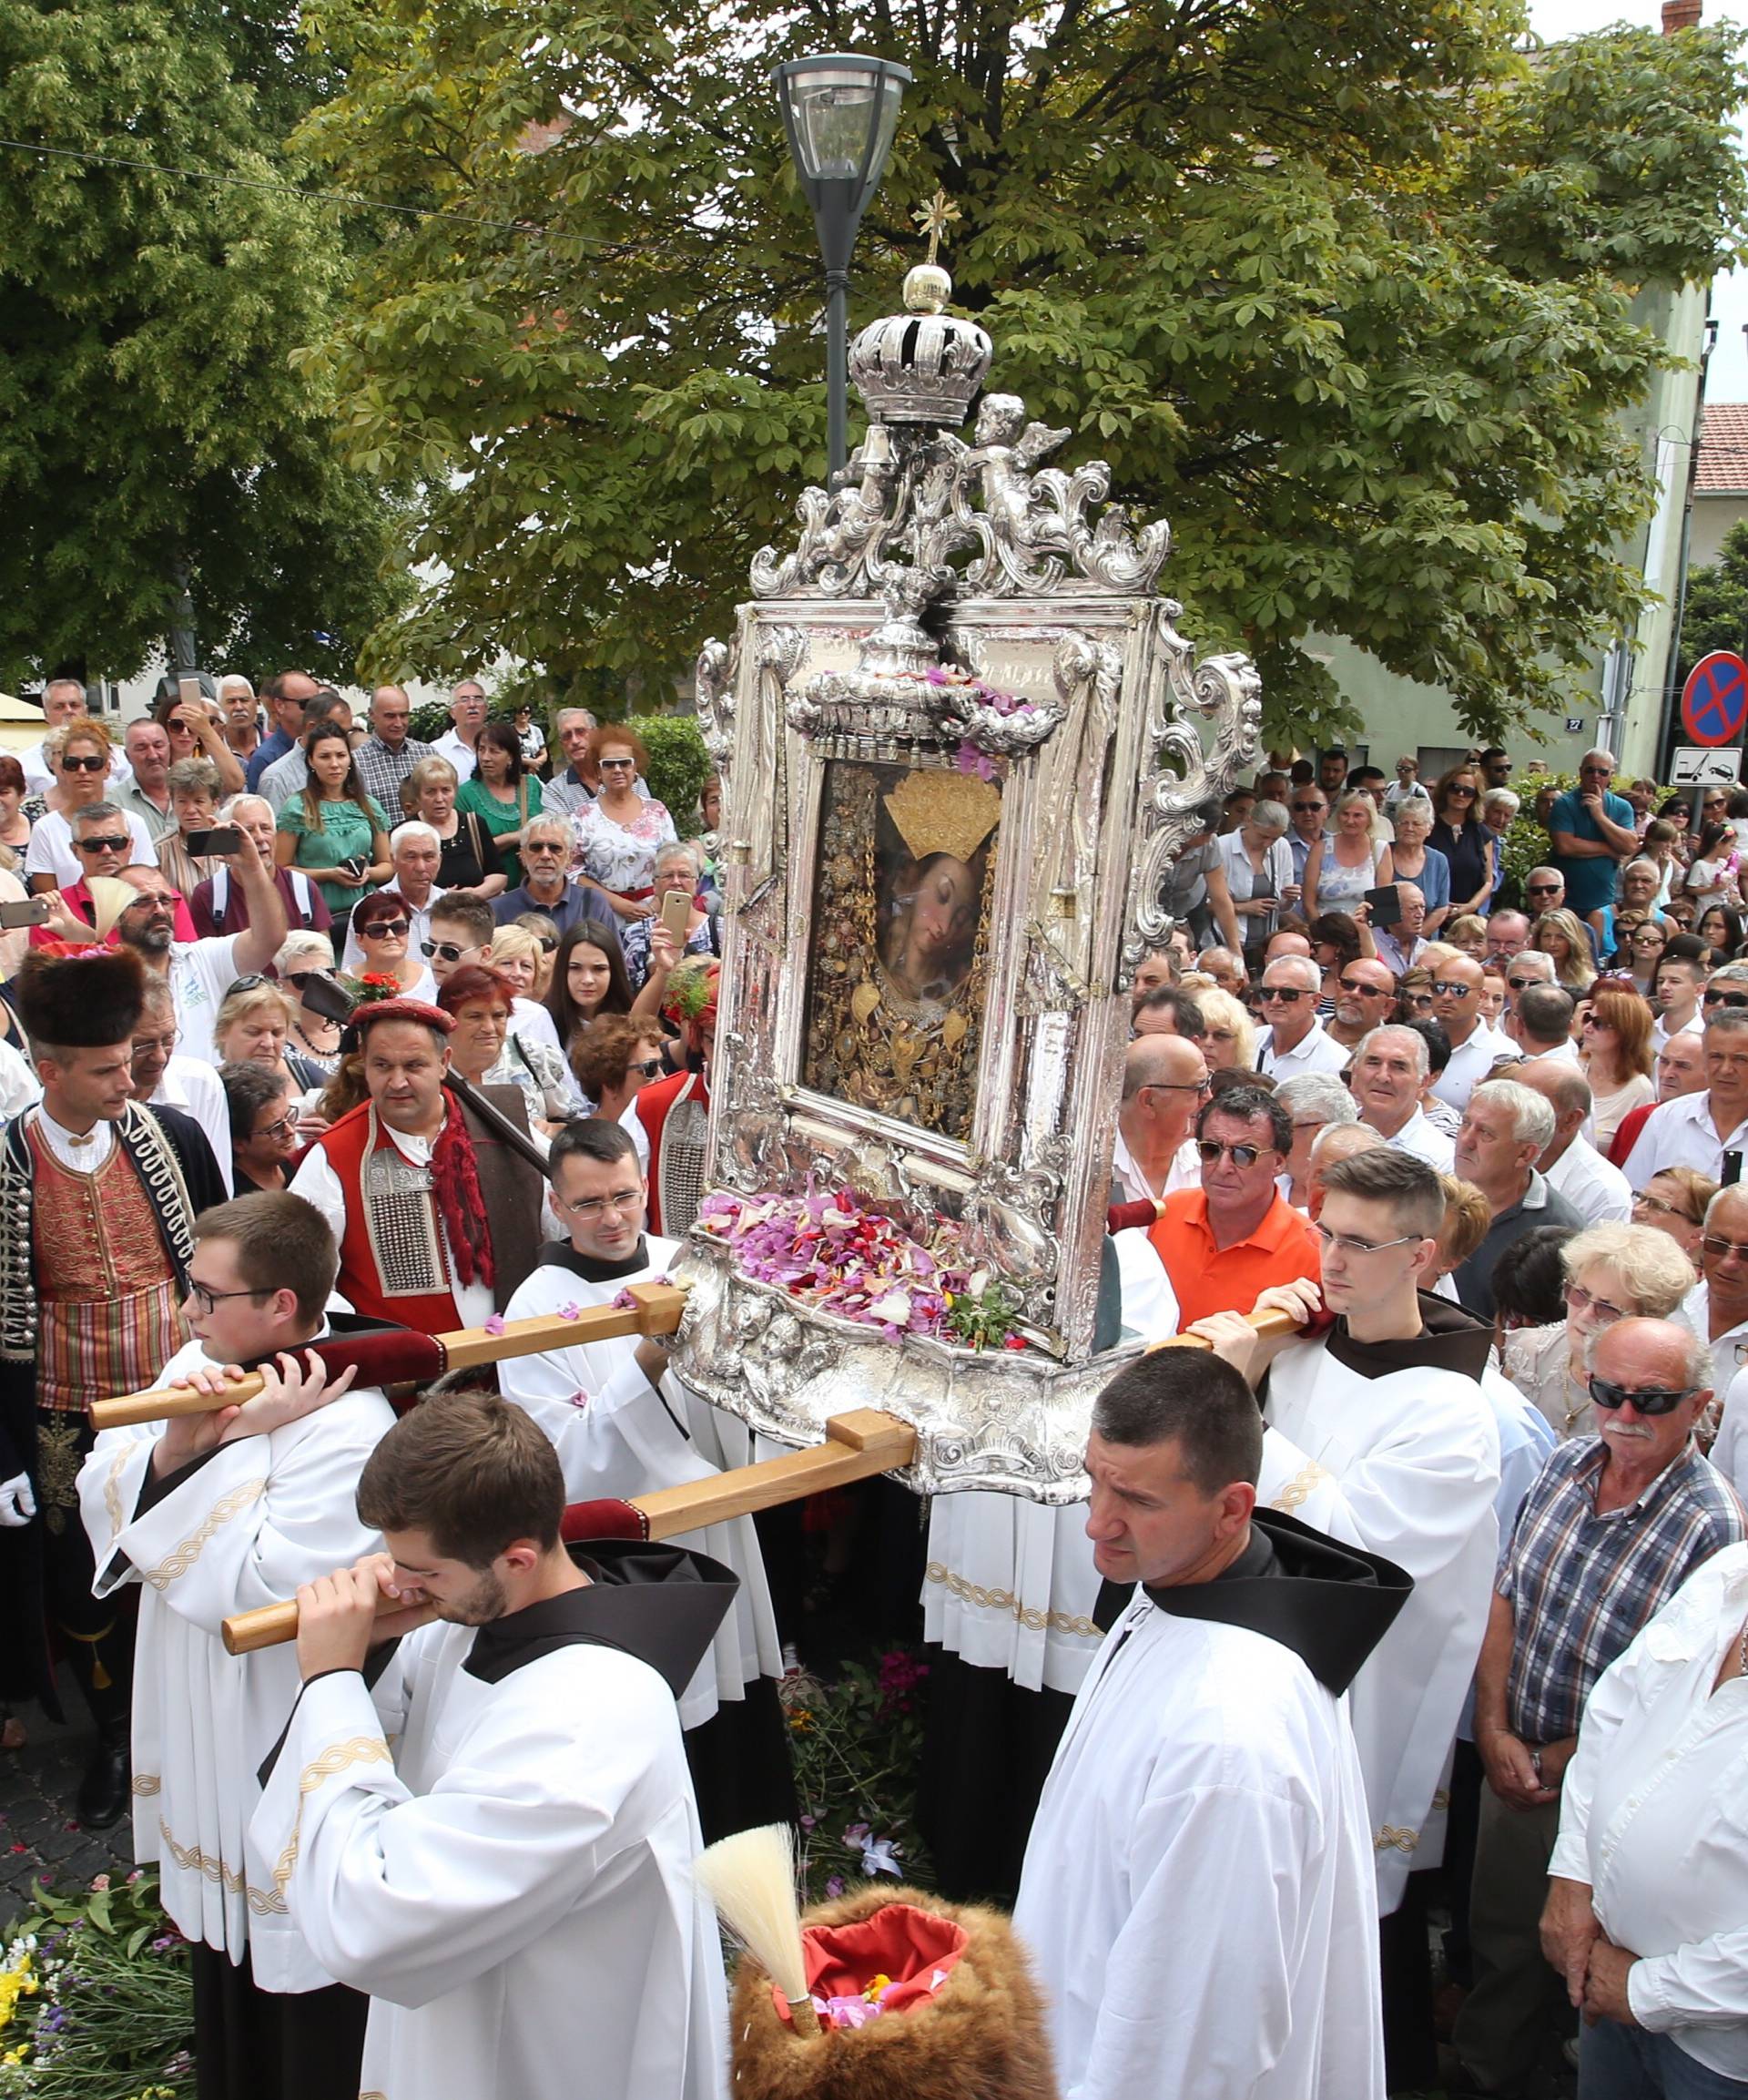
[{"x1": 1697, "y1": 404, "x2": 1748, "y2": 494}]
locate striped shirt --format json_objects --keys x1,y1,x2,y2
[{"x1": 1499, "y1": 1437, "x2": 1743, "y2": 1743}]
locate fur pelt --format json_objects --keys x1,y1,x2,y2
[
  {"x1": 727, "y1": 1881, "x2": 1057, "y2": 2100},
  {"x1": 14, "y1": 944, "x2": 145, "y2": 1048}
]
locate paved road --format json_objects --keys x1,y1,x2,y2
[{"x1": 1, "y1": 1675, "x2": 135, "y2": 1919}]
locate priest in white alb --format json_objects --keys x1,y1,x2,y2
[
  {"x1": 76, "y1": 1191, "x2": 396, "y2": 2100},
  {"x1": 1013, "y1": 1345, "x2": 1408, "y2": 2100},
  {"x1": 497, "y1": 1116, "x2": 789, "y2": 1839},
  {"x1": 249, "y1": 1389, "x2": 734, "y2": 2100}
]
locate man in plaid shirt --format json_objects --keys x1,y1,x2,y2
[
  {"x1": 1449, "y1": 1318, "x2": 1744, "y2": 2099},
  {"x1": 351, "y1": 684, "x2": 435, "y2": 821}
]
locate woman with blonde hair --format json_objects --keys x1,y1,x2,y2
[
  {"x1": 1500, "y1": 1220, "x2": 1696, "y2": 1439},
  {"x1": 1302, "y1": 790, "x2": 1389, "y2": 923},
  {"x1": 1433, "y1": 1174, "x2": 1492, "y2": 1296},
  {"x1": 1196, "y1": 986, "x2": 1255, "y2": 1071},
  {"x1": 1580, "y1": 982, "x2": 1655, "y2": 1147},
  {"x1": 1530, "y1": 908, "x2": 1597, "y2": 993}
]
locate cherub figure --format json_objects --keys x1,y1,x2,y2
[{"x1": 969, "y1": 393, "x2": 1072, "y2": 547}]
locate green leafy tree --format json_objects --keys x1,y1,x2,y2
[
  {"x1": 1680, "y1": 518, "x2": 1748, "y2": 678},
  {"x1": 290, "y1": 0, "x2": 1748, "y2": 740},
  {"x1": 0, "y1": 0, "x2": 412, "y2": 688}
]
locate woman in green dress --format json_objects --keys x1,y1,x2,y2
[
  {"x1": 273, "y1": 721, "x2": 391, "y2": 957},
  {"x1": 456, "y1": 720, "x2": 543, "y2": 884}
]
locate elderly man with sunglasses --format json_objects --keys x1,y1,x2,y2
[
  {"x1": 1621, "y1": 1004, "x2": 1748, "y2": 1192},
  {"x1": 1448, "y1": 1319, "x2": 1743, "y2": 2100},
  {"x1": 1255, "y1": 953, "x2": 1348, "y2": 1079},
  {"x1": 1142, "y1": 1083, "x2": 1321, "y2": 1330}
]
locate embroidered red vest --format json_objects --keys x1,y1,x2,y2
[{"x1": 320, "y1": 1102, "x2": 462, "y2": 1335}]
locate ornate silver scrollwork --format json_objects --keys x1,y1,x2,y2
[{"x1": 694, "y1": 637, "x2": 736, "y2": 780}]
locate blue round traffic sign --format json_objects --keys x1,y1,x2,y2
[{"x1": 1682, "y1": 651, "x2": 1748, "y2": 749}]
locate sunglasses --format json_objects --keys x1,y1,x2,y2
[
  {"x1": 1505, "y1": 974, "x2": 1543, "y2": 989},
  {"x1": 535, "y1": 934, "x2": 558, "y2": 953},
  {"x1": 282, "y1": 971, "x2": 329, "y2": 992},
  {"x1": 1291, "y1": 801, "x2": 1325, "y2": 813},
  {"x1": 1338, "y1": 974, "x2": 1388, "y2": 994},
  {"x1": 1588, "y1": 1376, "x2": 1698, "y2": 1418},
  {"x1": 1702, "y1": 1235, "x2": 1748, "y2": 1264},
  {"x1": 1526, "y1": 884, "x2": 1560, "y2": 897},
  {"x1": 1431, "y1": 980, "x2": 1476, "y2": 997},
  {"x1": 360, "y1": 917, "x2": 410, "y2": 937},
  {"x1": 1195, "y1": 1137, "x2": 1274, "y2": 1168},
  {"x1": 631, "y1": 1056, "x2": 665, "y2": 1078},
  {"x1": 75, "y1": 833, "x2": 129, "y2": 851},
  {"x1": 598, "y1": 757, "x2": 636, "y2": 771},
  {"x1": 1257, "y1": 985, "x2": 1308, "y2": 1004},
  {"x1": 1447, "y1": 786, "x2": 1477, "y2": 800},
  {"x1": 422, "y1": 940, "x2": 468, "y2": 963},
  {"x1": 1564, "y1": 1279, "x2": 1630, "y2": 1323},
  {"x1": 61, "y1": 752, "x2": 107, "y2": 772},
  {"x1": 1703, "y1": 989, "x2": 1748, "y2": 1010}
]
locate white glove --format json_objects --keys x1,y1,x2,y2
[{"x1": 0, "y1": 1472, "x2": 36, "y2": 1527}]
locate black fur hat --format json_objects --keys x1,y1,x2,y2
[{"x1": 14, "y1": 943, "x2": 147, "y2": 1050}]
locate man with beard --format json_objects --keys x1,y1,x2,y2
[
  {"x1": 113, "y1": 835, "x2": 287, "y2": 1065},
  {"x1": 499, "y1": 1119, "x2": 788, "y2": 1841},
  {"x1": 249, "y1": 1392, "x2": 734, "y2": 2100},
  {"x1": 0, "y1": 946, "x2": 218, "y2": 1825},
  {"x1": 1326, "y1": 955, "x2": 1397, "y2": 1052}
]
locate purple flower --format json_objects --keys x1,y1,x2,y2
[
  {"x1": 955, "y1": 740, "x2": 997, "y2": 782},
  {"x1": 925, "y1": 665, "x2": 950, "y2": 685},
  {"x1": 557, "y1": 1301, "x2": 583, "y2": 1320},
  {"x1": 568, "y1": 1390, "x2": 590, "y2": 1411},
  {"x1": 611, "y1": 1288, "x2": 637, "y2": 1310},
  {"x1": 825, "y1": 1875, "x2": 847, "y2": 1899},
  {"x1": 483, "y1": 1313, "x2": 506, "y2": 1337}
]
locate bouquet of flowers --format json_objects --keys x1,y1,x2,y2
[{"x1": 0, "y1": 1874, "x2": 193, "y2": 2099}]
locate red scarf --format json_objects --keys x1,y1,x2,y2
[{"x1": 430, "y1": 1089, "x2": 495, "y2": 1291}]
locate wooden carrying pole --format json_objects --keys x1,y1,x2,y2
[
  {"x1": 89, "y1": 1284, "x2": 690, "y2": 1433},
  {"x1": 220, "y1": 1409, "x2": 920, "y2": 1655}
]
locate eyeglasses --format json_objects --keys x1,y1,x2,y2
[
  {"x1": 1431, "y1": 980, "x2": 1476, "y2": 997},
  {"x1": 630, "y1": 1056, "x2": 665, "y2": 1078},
  {"x1": 61, "y1": 752, "x2": 107, "y2": 772},
  {"x1": 255, "y1": 1111, "x2": 300, "y2": 1141},
  {"x1": 422, "y1": 940, "x2": 469, "y2": 963},
  {"x1": 1257, "y1": 985, "x2": 1308, "y2": 1004},
  {"x1": 1588, "y1": 1376, "x2": 1698, "y2": 1418},
  {"x1": 1704, "y1": 989, "x2": 1748, "y2": 1009},
  {"x1": 75, "y1": 833, "x2": 129, "y2": 851},
  {"x1": 1195, "y1": 1137, "x2": 1275, "y2": 1167},
  {"x1": 188, "y1": 1279, "x2": 271, "y2": 1316},
  {"x1": 1702, "y1": 1235, "x2": 1748, "y2": 1264},
  {"x1": 524, "y1": 837, "x2": 564, "y2": 852},
  {"x1": 1634, "y1": 1190, "x2": 1699, "y2": 1227},
  {"x1": 1337, "y1": 974, "x2": 1388, "y2": 994},
  {"x1": 558, "y1": 1188, "x2": 644, "y2": 1220},
  {"x1": 1143, "y1": 1078, "x2": 1213, "y2": 1096},
  {"x1": 1312, "y1": 1221, "x2": 1422, "y2": 1257},
  {"x1": 1564, "y1": 1279, "x2": 1631, "y2": 1324}
]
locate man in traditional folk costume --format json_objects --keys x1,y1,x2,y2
[
  {"x1": 499, "y1": 1117, "x2": 789, "y2": 1840},
  {"x1": 76, "y1": 1192, "x2": 394, "y2": 2100},
  {"x1": 0, "y1": 944, "x2": 221, "y2": 1827},
  {"x1": 1193, "y1": 1145, "x2": 1501, "y2": 2088},
  {"x1": 634, "y1": 954, "x2": 717, "y2": 1238},
  {"x1": 249, "y1": 1391, "x2": 733, "y2": 2100},
  {"x1": 289, "y1": 998, "x2": 544, "y2": 1330},
  {"x1": 1013, "y1": 1346, "x2": 1408, "y2": 2100}
]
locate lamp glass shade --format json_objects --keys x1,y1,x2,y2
[{"x1": 776, "y1": 56, "x2": 909, "y2": 210}]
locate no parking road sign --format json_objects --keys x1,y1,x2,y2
[{"x1": 1682, "y1": 652, "x2": 1748, "y2": 749}]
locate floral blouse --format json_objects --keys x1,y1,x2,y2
[{"x1": 570, "y1": 796, "x2": 676, "y2": 896}]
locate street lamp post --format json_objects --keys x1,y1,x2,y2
[{"x1": 771, "y1": 53, "x2": 912, "y2": 483}]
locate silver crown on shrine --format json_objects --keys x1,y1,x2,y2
[{"x1": 849, "y1": 260, "x2": 992, "y2": 430}]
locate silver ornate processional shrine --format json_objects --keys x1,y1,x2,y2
[{"x1": 671, "y1": 241, "x2": 1261, "y2": 1499}]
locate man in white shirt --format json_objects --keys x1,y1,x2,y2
[
  {"x1": 1013, "y1": 1346, "x2": 1401, "y2": 2100},
  {"x1": 340, "y1": 822, "x2": 447, "y2": 971},
  {"x1": 128, "y1": 976, "x2": 232, "y2": 1193},
  {"x1": 1483, "y1": 910, "x2": 1533, "y2": 971},
  {"x1": 76, "y1": 1192, "x2": 394, "y2": 2100},
  {"x1": 1429, "y1": 953, "x2": 1511, "y2": 1112},
  {"x1": 1255, "y1": 954, "x2": 1347, "y2": 1079},
  {"x1": 1349, "y1": 1024, "x2": 1456, "y2": 1168},
  {"x1": 1679, "y1": 1185, "x2": 1748, "y2": 1395},
  {"x1": 1650, "y1": 953, "x2": 1705, "y2": 1054},
  {"x1": 1621, "y1": 1007, "x2": 1748, "y2": 1190},
  {"x1": 1111, "y1": 1033, "x2": 1208, "y2": 1202},
  {"x1": 1503, "y1": 982, "x2": 1580, "y2": 1065},
  {"x1": 1515, "y1": 1058, "x2": 1633, "y2": 1226},
  {"x1": 431, "y1": 677, "x2": 487, "y2": 783},
  {"x1": 113, "y1": 836, "x2": 288, "y2": 1065},
  {"x1": 18, "y1": 677, "x2": 128, "y2": 795},
  {"x1": 1499, "y1": 948, "x2": 1555, "y2": 1018}
]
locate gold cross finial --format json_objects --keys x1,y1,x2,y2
[{"x1": 914, "y1": 189, "x2": 960, "y2": 269}]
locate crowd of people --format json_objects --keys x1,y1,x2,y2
[{"x1": 3, "y1": 693, "x2": 1748, "y2": 2100}]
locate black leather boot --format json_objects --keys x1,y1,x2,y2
[{"x1": 76, "y1": 1718, "x2": 131, "y2": 1830}]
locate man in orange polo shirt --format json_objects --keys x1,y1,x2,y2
[{"x1": 1146, "y1": 1083, "x2": 1322, "y2": 1329}]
